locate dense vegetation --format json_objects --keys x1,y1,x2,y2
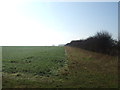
[{"x1": 66, "y1": 31, "x2": 119, "y2": 56}]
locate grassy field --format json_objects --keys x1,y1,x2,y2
[
  {"x1": 2, "y1": 46, "x2": 68, "y2": 88},
  {"x1": 2, "y1": 46, "x2": 118, "y2": 88},
  {"x1": 65, "y1": 46, "x2": 118, "y2": 88}
]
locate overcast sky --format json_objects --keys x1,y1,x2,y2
[{"x1": 0, "y1": 0, "x2": 118, "y2": 46}]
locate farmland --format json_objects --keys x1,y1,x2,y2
[
  {"x1": 2, "y1": 46, "x2": 68, "y2": 88},
  {"x1": 2, "y1": 46, "x2": 118, "y2": 88}
]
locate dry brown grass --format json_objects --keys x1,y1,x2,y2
[{"x1": 65, "y1": 46, "x2": 118, "y2": 88}]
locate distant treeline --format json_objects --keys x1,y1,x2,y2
[{"x1": 65, "y1": 31, "x2": 119, "y2": 56}]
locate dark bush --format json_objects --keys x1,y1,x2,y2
[{"x1": 65, "y1": 31, "x2": 118, "y2": 56}]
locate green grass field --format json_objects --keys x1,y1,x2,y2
[
  {"x1": 2, "y1": 46, "x2": 118, "y2": 88},
  {"x1": 3, "y1": 46, "x2": 66, "y2": 75},
  {"x1": 2, "y1": 46, "x2": 68, "y2": 88}
]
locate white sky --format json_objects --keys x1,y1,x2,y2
[
  {"x1": 0, "y1": 0, "x2": 67, "y2": 46},
  {"x1": 0, "y1": 0, "x2": 119, "y2": 46}
]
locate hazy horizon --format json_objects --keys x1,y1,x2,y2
[{"x1": 0, "y1": 1, "x2": 118, "y2": 46}]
